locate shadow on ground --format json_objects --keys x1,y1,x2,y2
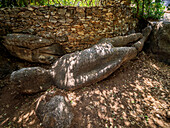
[
  {"x1": 68, "y1": 52, "x2": 170, "y2": 128},
  {"x1": 0, "y1": 52, "x2": 169, "y2": 128}
]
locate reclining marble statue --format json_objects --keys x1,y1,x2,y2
[{"x1": 10, "y1": 26, "x2": 152, "y2": 94}]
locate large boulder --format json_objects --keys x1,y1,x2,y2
[
  {"x1": 146, "y1": 21, "x2": 170, "y2": 64},
  {"x1": 36, "y1": 93, "x2": 73, "y2": 128},
  {"x1": 10, "y1": 67, "x2": 53, "y2": 94},
  {"x1": 3, "y1": 34, "x2": 65, "y2": 64}
]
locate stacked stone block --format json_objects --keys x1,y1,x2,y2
[{"x1": 0, "y1": 3, "x2": 137, "y2": 53}]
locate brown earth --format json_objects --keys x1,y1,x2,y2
[{"x1": 0, "y1": 51, "x2": 170, "y2": 128}]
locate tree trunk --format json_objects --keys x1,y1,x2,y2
[
  {"x1": 142, "y1": 0, "x2": 145, "y2": 16},
  {"x1": 147, "y1": 0, "x2": 151, "y2": 18},
  {"x1": 135, "y1": 0, "x2": 139, "y2": 17}
]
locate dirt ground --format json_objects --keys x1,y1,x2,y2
[{"x1": 0, "y1": 51, "x2": 170, "y2": 128}]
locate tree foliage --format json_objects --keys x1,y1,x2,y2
[
  {"x1": 0, "y1": 0, "x2": 103, "y2": 7},
  {"x1": 131, "y1": 0, "x2": 165, "y2": 20},
  {"x1": 0, "y1": 0, "x2": 165, "y2": 20}
]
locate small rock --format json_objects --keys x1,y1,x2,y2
[
  {"x1": 155, "y1": 114, "x2": 162, "y2": 119},
  {"x1": 36, "y1": 94, "x2": 74, "y2": 128},
  {"x1": 58, "y1": 8, "x2": 66, "y2": 15}
]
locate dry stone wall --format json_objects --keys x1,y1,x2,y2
[{"x1": 0, "y1": 3, "x2": 138, "y2": 53}]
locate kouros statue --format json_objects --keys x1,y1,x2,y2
[{"x1": 10, "y1": 26, "x2": 152, "y2": 94}]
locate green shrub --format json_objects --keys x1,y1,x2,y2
[
  {"x1": 0, "y1": 0, "x2": 102, "y2": 7},
  {"x1": 131, "y1": 0, "x2": 165, "y2": 20}
]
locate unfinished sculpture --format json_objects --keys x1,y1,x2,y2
[
  {"x1": 10, "y1": 26, "x2": 152, "y2": 94},
  {"x1": 98, "y1": 33, "x2": 143, "y2": 47}
]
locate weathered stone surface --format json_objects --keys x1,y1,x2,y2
[
  {"x1": 98, "y1": 33, "x2": 143, "y2": 47},
  {"x1": 146, "y1": 22, "x2": 170, "y2": 64},
  {"x1": 3, "y1": 34, "x2": 65, "y2": 64},
  {"x1": 51, "y1": 42, "x2": 137, "y2": 90},
  {"x1": 10, "y1": 42, "x2": 138, "y2": 92},
  {"x1": 50, "y1": 26, "x2": 151, "y2": 90},
  {"x1": 132, "y1": 26, "x2": 152, "y2": 52},
  {"x1": 10, "y1": 67, "x2": 53, "y2": 94},
  {"x1": 10, "y1": 26, "x2": 152, "y2": 92},
  {"x1": 36, "y1": 94, "x2": 73, "y2": 128},
  {"x1": 0, "y1": 5, "x2": 138, "y2": 53}
]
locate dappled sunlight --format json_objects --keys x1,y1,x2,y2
[
  {"x1": 66, "y1": 53, "x2": 170, "y2": 128},
  {"x1": 0, "y1": 51, "x2": 169, "y2": 127},
  {"x1": 0, "y1": 118, "x2": 9, "y2": 126},
  {"x1": 16, "y1": 109, "x2": 36, "y2": 124},
  {"x1": 0, "y1": 108, "x2": 39, "y2": 127},
  {"x1": 49, "y1": 41, "x2": 140, "y2": 91},
  {"x1": 0, "y1": 93, "x2": 42, "y2": 128},
  {"x1": 150, "y1": 63, "x2": 160, "y2": 70}
]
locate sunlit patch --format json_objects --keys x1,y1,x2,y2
[
  {"x1": 28, "y1": 119, "x2": 36, "y2": 125},
  {"x1": 0, "y1": 118, "x2": 9, "y2": 125},
  {"x1": 143, "y1": 78, "x2": 154, "y2": 87},
  {"x1": 150, "y1": 63, "x2": 160, "y2": 70},
  {"x1": 12, "y1": 117, "x2": 17, "y2": 122},
  {"x1": 124, "y1": 120, "x2": 130, "y2": 126},
  {"x1": 135, "y1": 84, "x2": 143, "y2": 91}
]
